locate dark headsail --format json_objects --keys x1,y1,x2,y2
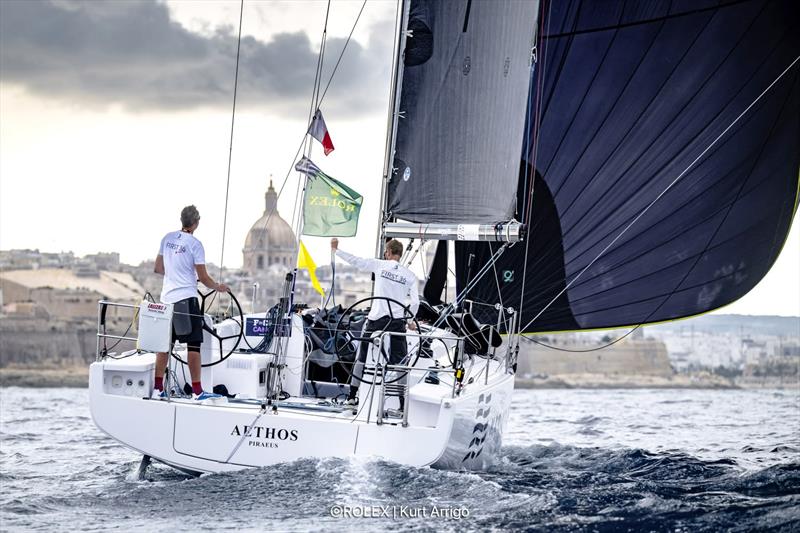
[
  {"x1": 387, "y1": 0, "x2": 539, "y2": 224},
  {"x1": 458, "y1": 0, "x2": 800, "y2": 332}
]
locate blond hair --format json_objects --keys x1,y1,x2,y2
[{"x1": 385, "y1": 239, "x2": 403, "y2": 257}]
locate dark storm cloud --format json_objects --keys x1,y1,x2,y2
[{"x1": 0, "y1": 0, "x2": 391, "y2": 116}]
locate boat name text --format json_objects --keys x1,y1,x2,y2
[{"x1": 230, "y1": 425, "x2": 298, "y2": 441}]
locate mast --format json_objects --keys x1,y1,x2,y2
[{"x1": 375, "y1": 0, "x2": 411, "y2": 258}]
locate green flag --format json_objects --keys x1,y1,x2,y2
[{"x1": 295, "y1": 156, "x2": 363, "y2": 237}]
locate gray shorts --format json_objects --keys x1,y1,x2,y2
[{"x1": 171, "y1": 297, "x2": 203, "y2": 350}]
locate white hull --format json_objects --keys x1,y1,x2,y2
[
  {"x1": 89, "y1": 314, "x2": 516, "y2": 473},
  {"x1": 89, "y1": 360, "x2": 514, "y2": 473}
]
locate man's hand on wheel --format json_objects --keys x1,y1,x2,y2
[{"x1": 217, "y1": 283, "x2": 230, "y2": 293}]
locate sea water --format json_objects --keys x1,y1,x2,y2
[{"x1": 1, "y1": 387, "x2": 798, "y2": 532}]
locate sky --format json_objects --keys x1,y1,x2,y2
[{"x1": 0, "y1": 0, "x2": 798, "y2": 317}]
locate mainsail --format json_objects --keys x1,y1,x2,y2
[
  {"x1": 386, "y1": 0, "x2": 539, "y2": 224},
  {"x1": 457, "y1": 0, "x2": 800, "y2": 332}
]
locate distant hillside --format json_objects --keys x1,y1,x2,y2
[{"x1": 648, "y1": 314, "x2": 799, "y2": 338}]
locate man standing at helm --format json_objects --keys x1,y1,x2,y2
[
  {"x1": 152, "y1": 205, "x2": 229, "y2": 401},
  {"x1": 331, "y1": 237, "x2": 419, "y2": 406}
]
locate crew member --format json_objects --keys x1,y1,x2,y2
[
  {"x1": 331, "y1": 237, "x2": 419, "y2": 405},
  {"x1": 152, "y1": 205, "x2": 229, "y2": 401}
]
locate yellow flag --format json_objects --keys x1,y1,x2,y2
[{"x1": 297, "y1": 240, "x2": 324, "y2": 295}]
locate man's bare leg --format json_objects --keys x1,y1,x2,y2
[
  {"x1": 154, "y1": 352, "x2": 169, "y2": 391},
  {"x1": 154, "y1": 350, "x2": 204, "y2": 396},
  {"x1": 187, "y1": 351, "x2": 201, "y2": 386}
]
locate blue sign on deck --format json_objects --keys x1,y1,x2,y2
[
  {"x1": 245, "y1": 317, "x2": 270, "y2": 337},
  {"x1": 245, "y1": 316, "x2": 291, "y2": 337}
]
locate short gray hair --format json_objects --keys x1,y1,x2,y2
[{"x1": 180, "y1": 205, "x2": 200, "y2": 228}]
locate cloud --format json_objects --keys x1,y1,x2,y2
[{"x1": 0, "y1": 0, "x2": 391, "y2": 116}]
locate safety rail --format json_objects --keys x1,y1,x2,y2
[
  {"x1": 93, "y1": 299, "x2": 514, "y2": 429},
  {"x1": 367, "y1": 363, "x2": 462, "y2": 427},
  {"x1": 96, "y1": 300, "x2": 141, "y2": 361},
  {"x1": 364, "y1": 328, "x2": 511, "y2": 427}
]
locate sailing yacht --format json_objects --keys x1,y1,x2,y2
[{"x1": 89, "y1": 0, "x2": 799, "y2": 475}]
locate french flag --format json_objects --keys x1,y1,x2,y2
[{"x1": 307, "y1": 109, "x2": 335, "y2": 155}]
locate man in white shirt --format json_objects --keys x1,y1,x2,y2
[
  {"x1": 331, "y1": 237, "x2": 419, "y2": 405},
  {"x1": 153, "y1": 205, "x2": 229, "y2": 400}
]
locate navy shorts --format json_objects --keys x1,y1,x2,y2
[{"x1": 171, "y1": 297, "x2": 204, "y2": 351}]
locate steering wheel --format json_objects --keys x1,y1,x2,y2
[
  {"x1": 334, "y1": 296, "x2": 421, "y2": 385},
  {"x1": 169, "y1": 289, "x2": 244, "y2": 368}
]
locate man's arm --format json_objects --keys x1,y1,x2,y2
[
  {"x1": 331, "y1": 238, "x2": 380, "y2": 272},
  {"x1": 154, "y1": 254, "x2": 165, "y2": 275},
  {"x1": 195, "y1": 264, "x2": 229, "y2": 293}
]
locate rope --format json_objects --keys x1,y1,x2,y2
[{"x1": 523, "y1": 327, "x2": 639, "y2": 352}]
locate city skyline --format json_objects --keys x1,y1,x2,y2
[{"x1": 1, "y1": 1, "x2": 798, "y2": 317}]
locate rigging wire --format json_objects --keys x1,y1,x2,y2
[
  {"x1": 287, "y1": 0, "x2": 331, "y2": 311},
  {"x1": 516, "y1": 0, "x2": 552, "y2": 332},
  {"x1": 527, "y1": 55, "x2": 800, "y2": 353},
  {"x1": 523, "y1": 1, "x2": 783, "y2": 298},
  {"x1": 217, "y1": 0, "x2": 245, "y2": 285},
  {"x1": 318, "y1": 1, "x2": 368, "y2": 105},
  {"x1": 520, "y1": 53, "x2": 800, "y2": 337},
  {"x1": 487, "y1": 242, "x2": 505, "y2": 312},
  {"x1": 248, "y1": 1, "x2": 368, "y2": 312}
]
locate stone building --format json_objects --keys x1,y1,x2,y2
[
  {"x1": 0, "y1": 268, "x2": 145, "y2": 319},
  {"x1": 517, "y1": 335, "x2": 674, "y2": 378},
  {"x1": 243, "y1": 180, "x2": 296, "y2": 273},
  {"x1": 241, "y1": 180, "x2": 301, "y2": 305}
]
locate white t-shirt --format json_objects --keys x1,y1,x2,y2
[
  {"x1": 158, "y1": 230, "x2": 205, "y2": 304},
  {"x1": 336, "y1": 249, "x2": 420, "y2": 321}
]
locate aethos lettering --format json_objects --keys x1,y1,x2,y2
[{"x1": 230, "y1": 425, "x2": 298, "y2": 441}]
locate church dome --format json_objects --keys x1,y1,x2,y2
[
  {"x1": 243, "y1": 180, "x2": 297, "y2": 273},
  {"x1": 244, "y1": 214, "x2": 296, "y2": 249}
]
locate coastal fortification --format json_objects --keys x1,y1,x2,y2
[{"x1": 517, "y1": 337, "x2": 673, "y2": 378}]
